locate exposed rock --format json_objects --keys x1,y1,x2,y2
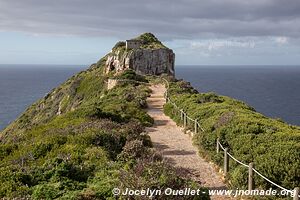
[
  {"x1": 107, "y1": 78, "x2": 119, "y2": 90},
  {"x1": 129, "y1": 48, "x2": 175, "y2": 76},
  {"x1": 105, "y1": 33, "x2": 175, "y2": 77}
]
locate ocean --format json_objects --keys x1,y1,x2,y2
[
  {"x1": 0, "y1": 65, "x2": 299, "y2": 131},
  {"x1": 0, "y1": 65, "x2": 85, "y2": 131},
  {"x1": 176, "y1": 65, "x2": 300, "y2": 126}
]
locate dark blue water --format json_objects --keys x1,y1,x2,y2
[
  {"x1": 0, "y1": 65, "x2": 299, "y2": 131},
  {"x1": 0, "y1": 65, "x2": 85, "y2": 131},
  {"x1": 176, "y1": 66, "x2": 300, "y2": 126}
]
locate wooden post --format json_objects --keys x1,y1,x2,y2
[
  {"x1": 294, "y1": 187, "x2": 299, "y2": 200},
  {"x1": 183, "y1": 112, "x2": 187, "y2": 128},
  {"x1": 194, "y1": 119, "x2": 198, "y2": 134},
  {"x1": 224, "y1": 148, "x2": 229, "y2": 175},
  {"x1": 248, "y1": 162, "x2": 254, "y2": 191},
  {"x1": 216, "y1": 138, "x2": 220, "y2": 153},
  {"x1": 180, "y1": 109, "x2": 183, "y2": 121}
]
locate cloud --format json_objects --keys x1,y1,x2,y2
[
  {"x1": 0, "y1": 0, "x2": 300, "y2": 40},
  {"x1": 191, "y1": 39, "x2": 256, "y2": 51},
  {"x1": 274, "y1": 37, "x2": 289, "y2": 45}
]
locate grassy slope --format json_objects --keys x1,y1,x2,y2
[
  {"x1": 0, "y1": 36, "x2": 209, "y2": 199},
  {"x1": 164, "y1": 79, "x2": 300, "y2": 191},
  {"x1": 134, "y1": 32, "x2": 168, "y2": 49}
]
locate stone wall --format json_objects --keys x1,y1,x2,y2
[{"x1": 126, "y1": 40, "x2": 142, "y2": 50}]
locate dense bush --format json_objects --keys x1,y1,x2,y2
[
  {"x1": 119, "y1": 159, "x2": 209, "y2": 200},
  {"x1": 164, "y1": 79, "x2": 300, "y2": 191}
]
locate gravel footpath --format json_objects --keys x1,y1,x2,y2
[{"x1": 146, "y1": 84, "x2": 233, "y2": 200}]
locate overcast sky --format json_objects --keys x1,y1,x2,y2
[{"x1": 0, "y1": 0, "x2": 300, "y2": 65}]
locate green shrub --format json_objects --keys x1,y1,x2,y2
[
  {"x1": 164, "y1": 79, "x2": 300, "y2": 191},
  {"x1": 112, "y1": 41, "x2": 126, "y2": 50},
  {"x1": 119, "y1": 159, "x2": 210, "y2": 200},
  {"x1": 0, "y1": 59, "x2": 209, "y2": 199},
  {"x1": 32, "y1": 183, "x2": 61, "y2": 199}
]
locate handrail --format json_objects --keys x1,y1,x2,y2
[
  {"x1": 227, "y1": 152, "x2": 249, "y2": 168},
  {"x1": 160, "y1": 76, "x2": 298, "y2": 198},
  {"x1": 217, "y1": 141, "x2": 249, "y2": 168},
  {"x1": 252, "y1": 168, "x2": 292, "y2": 193},
  {"x1": 161, "y1": 77, "x2": 206, "y2": 132},
  {"x1": 186, "y1": 115, "x2": 195, "y2": 122}
]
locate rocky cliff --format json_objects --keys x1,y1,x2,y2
[{"x1": 105, "y1": 33, "x2": 175, "y2": 76}]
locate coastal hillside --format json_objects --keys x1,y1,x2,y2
[
  {"x1": 1, "y1": 32, "x2": 174, "y2": 139},
  {"x1": 0, "y1": 33, "x2": 208, "y2": 199},
  {"x1": 164, "y1": 79, "x2": 300, "y2": 191},
  {"x1": 1, "y1": 32, "x2": 299, "y2": 200}
]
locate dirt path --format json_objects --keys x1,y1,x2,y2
[{"x1": 146, "y1": 84, "x2": 232, "y2": 200}]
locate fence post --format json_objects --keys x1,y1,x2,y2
[
  {"x1": 248, "y1": 162, "x2": 254, "y2": 191},
  {"x1": 194, "y1": 119, "x2": 198, "y2": 134},
  {"x1": 180, "y1": 109, "x2": 183, "y2": 122},
  {"x1": 224, "y1": 148, "x2": 229, "y2": 175},
  {"x1": 216, "y1": 138, "x2": 220, "y2": 153},
  {"x1": 164, "y1": 89, "x2": 168, "y2": 99},
  {"x1": 183, "y1": 112, "x2": 187, "y2": 128},
  {"x1": 294, "y1": 187, "x2": 299, "y2": 200}
]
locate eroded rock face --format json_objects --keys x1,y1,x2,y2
[
  {"x1": 129, "y1": 48, "x2": 175, "y2": 76},
  {"x1": 105, "y1": 44, "x2": 175, "y2": 76}
]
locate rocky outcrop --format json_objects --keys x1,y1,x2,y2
[
  {"x1": 129, "y1": 48, "x2": 175, "y2": 76},
  {"x1": 105, "y1": 33, "x2": 175, "y2": 77},
  {"x1": 107, "y1": 78, "x2": 119, "y2": 90}
]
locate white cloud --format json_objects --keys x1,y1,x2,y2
[
  {"x1": 274, "y1": 36, "x2": 288, "y2": 45},
  {"x1": 190, "y1": 39, "x2": 256, "y2": 51}
]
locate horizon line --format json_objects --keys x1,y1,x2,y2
[{"x1": 0, "y1": 64, "x2": 300, "y2": 67}]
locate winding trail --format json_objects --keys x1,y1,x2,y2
[{"x1": 146, "y1": 84, "x2": 232, "y2": 200}]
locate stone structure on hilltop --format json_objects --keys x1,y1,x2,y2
[
  {"x1": 125, "y1": 39, "x2": 142, "y2": 50},
  {"x1": 105, "y1": 33, "x2": 175, "y2": 76}
]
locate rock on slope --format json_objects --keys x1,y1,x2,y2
[{"x1": 105, "y1": 33, "x2": 175, "y2": 76}]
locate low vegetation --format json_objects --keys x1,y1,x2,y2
[
  {"x1": 164, "y1": 79, "x2": 300, "y2": 192},
  {"x1": 135, "y1": 33, "x2": 167, "y2": 49},
  {"x1": 111, "y1": 33, "x2": 167, "y2": 58},
  {"x1": 0, "y1": 59, "x2": 209, "y2": 199}
]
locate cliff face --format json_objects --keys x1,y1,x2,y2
[{"x1": 105, "y1": 33, "x2": 175, "y2": 76}]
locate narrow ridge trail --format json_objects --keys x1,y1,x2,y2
[{"x1": 146, "y1": 84, "x2": 233, "y2": 200}]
